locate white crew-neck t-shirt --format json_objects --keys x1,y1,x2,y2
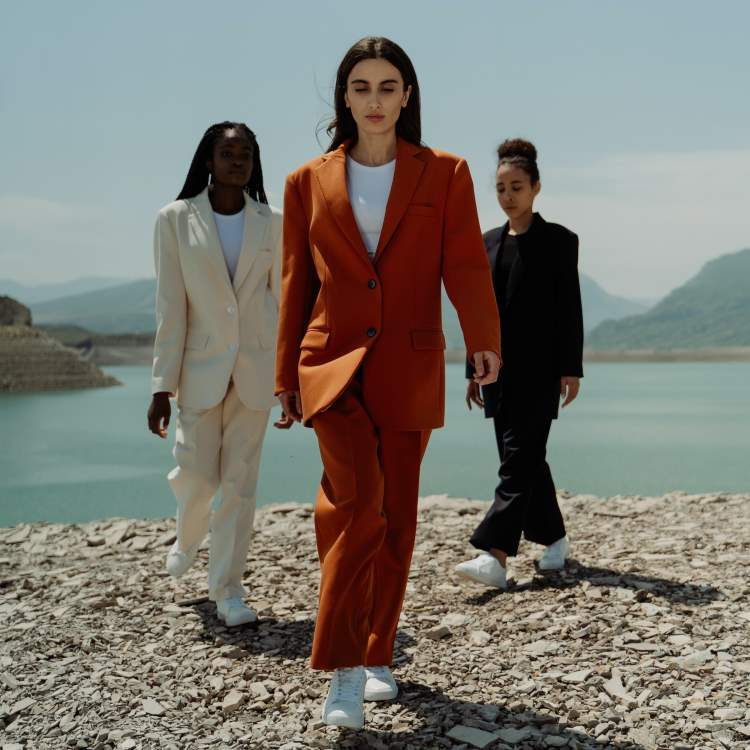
[
  {"x1": 346, "y1": 156, "x2": 396, "y2": 258},
  {"x1": 213, "y1": 207, "x2": 246, "y2": 280}
]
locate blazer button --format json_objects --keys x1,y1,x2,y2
[
  {"x1": 227, "y1": 306, "x2": 235, "y2": 314},
  {"x1": 228, "y1": 344, "x2": 237, "y2": 353},
  {"x1": 367, "y1": 327, "x2": 377, "y2": 338},
  {"x1": 368, "y1": 279, "x2": 377, "y2": 289}
]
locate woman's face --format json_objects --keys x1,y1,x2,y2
[
  {"x1": 206, "y1": 128, "x2": 254, "y2": 188},
  {"x1": 496, "y1": 163, "x2": 540, "y2": 219},
  {"x1": 344, "y1": 57, "x2": 411, "y2": 139}
]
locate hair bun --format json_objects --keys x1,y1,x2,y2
[{"x1": 497, "y1": 138, "x2": 537, "y2": 163}]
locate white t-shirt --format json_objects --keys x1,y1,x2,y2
[
  {"x1": 213, "y1": 207, "x2": 246, "y2": 279},
  {"x1": 346, "y1": 156, "x2": 396, "y2": 258}
]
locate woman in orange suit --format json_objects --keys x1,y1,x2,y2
[{"x1": 275, "y1": 36, "x2": 501, "y2": 729}]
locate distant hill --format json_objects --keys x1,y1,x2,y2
[
  {"x1": 31, "y1": 279, "x2": 156, "y2": 334},
  {"x1": 441, "y1": 272, "x2": 647, "y2": 349},
  {"x1": 0, "y1": 276, "x2": 133, "y2": 305},
  {"x1": 30, "y1": 270, "x2": 647, "y2": 341},
  {"x1": 588, "y1": 248, "x2": 750, "y2": 350}
]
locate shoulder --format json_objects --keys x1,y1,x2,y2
[
  {"x1": 287, "y1": 152, "x2": 330, "y2": 184},
  {"x1": 156, "y1": 198, "x2": 189, "y2": 222},
  {"x1": 482, "y1": 226, "x2": 504, "y2": 247},
  {"x1": 540, "y1": 217, "x2": 578, "y2": 246},
  {"x1": 418, "y1": 146, "x2": 467, "y2": 174}
]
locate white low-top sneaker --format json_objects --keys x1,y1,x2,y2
[
  {"x1": 216, "y1": 597, "x2": 258, "y2": 627},
  {"x1": 321, "y1": 666, "x2": 366, "y2": 729},
  {"x1": 454, "y1": 552, "x2": 508, "y2": 589},
  {"x1": 538, "y1": 536, "x2": 569, "y2": 571},
  {"x1": 364, "y1": 666, "x2": 398, "y2": 701},
  {"x1": 165, "y1": 540, "x2": 198, "y2": 578}
]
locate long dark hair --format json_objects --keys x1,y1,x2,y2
[
  {"x1": 177, "y1": 122, "x2": 267, "y2": 203},
  {"x1": 326, "y1": 37, "x2": 421, "y2": 152}
]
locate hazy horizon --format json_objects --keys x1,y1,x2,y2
[{"x1": 2, "y1": 1, "x2": 749, "y2": 298}]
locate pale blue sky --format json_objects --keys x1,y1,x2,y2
[{"x1": 2, "y1": 1, "x2": 748, "y2": 297}]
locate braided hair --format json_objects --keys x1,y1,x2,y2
[{"x1": 177, "y1": 122, "x2": 268, "y2": 203}]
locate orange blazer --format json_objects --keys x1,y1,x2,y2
[{"x1": 275, "y1": 138, "x2": 500, "y2": 430}]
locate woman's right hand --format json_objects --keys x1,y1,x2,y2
[
  {"x1": 278, "y1": 390, "x2": 303, "y2": 423},
  {"x1": 147, "y1": 392, "x2": 171, "y2": 438},
  {"x1": 465, "y1": 381, "x2": 484, "y2": 411}
]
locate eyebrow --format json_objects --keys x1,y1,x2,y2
[{"x1": 350, "y1": 78, "x2": 400, "y2": 85}]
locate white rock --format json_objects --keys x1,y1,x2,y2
[
  {"x1": 469, "y1": 630, "x2": 492, "y2": 646},
  {"x1": 222, "y1": 689, "x2": 246, "y2": 715},
  {"x1": 142, "y1": 698, "x2": 165, "y2": 716},
  {"x1": 561, "y1": 669, "x2": 590, "y2": 684},
  {"x1": 441, "y1": 612, "x2": 472, "y2": 628}
]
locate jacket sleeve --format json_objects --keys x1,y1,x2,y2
[
  {"x1": 557, "y1": 232, "x2": 584, "y2": 377},
  {"x1": 151, "y1": 210, "x2": 187, "y2": 396},
  {"x1": 274, "y1": 174, "x2": 320, "y2": 395},
  {"x1": 268, "y1": 209, "x2": 282, "y2": 308},
  {"x1": 441, "y1": 159, "x2": 501, "y2": 360}
]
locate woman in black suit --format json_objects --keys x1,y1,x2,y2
[{"x1": 455, "y1": 138, "x2": 583, "y2": 589}]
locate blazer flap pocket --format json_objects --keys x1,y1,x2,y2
[
  {"x1": 411, "y1": 329, "x2": 446, "y2": 350},
  {"x1": 406, "y1": 204, "x2": 438, "y2": 218},
  {"x1": 301, "y1": 328, "x2": 330, "y2": 350},
  {"x1": 184, "y1": 332, "x2": 209, "y2": 351}
]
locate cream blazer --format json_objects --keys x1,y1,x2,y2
[{"x1": 151, "y1": 187, "x2": 282, "y2": 411}]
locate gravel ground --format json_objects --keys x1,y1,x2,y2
[{"x1": 1, "y1": 492, "x2": 748, "y2": 750}]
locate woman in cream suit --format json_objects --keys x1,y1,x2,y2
[{"x1": 147, "y1": 121, "x2": 285, "y2": 626}]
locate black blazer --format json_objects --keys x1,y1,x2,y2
[{"x1": 467, "y1": 213, "x2": 584, "y2": 419}]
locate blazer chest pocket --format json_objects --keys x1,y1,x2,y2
[
  {"x1": 406, "y1": 204, "x2": 438, "y2": 218},
  {"x1": 301, "y1": 328, "x2": 329, "y2": 350},
  {"x1": 411, "y1": 329, "x2": 445, "y2": 350},
  {"x1": 185, "y1": 332, "x2": 209, "y2": 351}
]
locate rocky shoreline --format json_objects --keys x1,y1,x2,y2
[{"x1": 1, "y1": 493, "x2": 749, "y2": 750}]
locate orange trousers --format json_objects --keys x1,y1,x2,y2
[{"x1": 310, "y1": 380, "x2": 430, "y2": 670}]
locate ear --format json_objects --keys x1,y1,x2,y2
[
  {"x1": 344, "y1": 90, "x2": 351, "y2": 109},
  {"x1": 533, "y1": 180, "x2": 542, "y2": 197},
  {"x1": 402, "y1": 84, "x2": 412, "y2": 108}
]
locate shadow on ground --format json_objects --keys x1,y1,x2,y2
[{"x1": 465, "y1": 557, "x2": 722, "y2": 607}]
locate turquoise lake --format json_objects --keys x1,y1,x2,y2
[{"x1": 1, "y1": 363, "x2": 748, "y2": 526}]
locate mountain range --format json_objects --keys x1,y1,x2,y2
[
  {"x1": 18, "y1": 272, "x2": 650, "y2": 340},
  {"x1": 587, "y1": 248, "x2": 750, "y2": 350}
]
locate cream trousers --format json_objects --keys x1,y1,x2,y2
[{"x1": 167, "y1": 382, "x2": 269, "y2": 601}]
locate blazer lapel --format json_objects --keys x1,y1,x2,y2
[
  {"x1": 373, "y1": 138, "x2": 425, "y2": 263},
  {"x1": 189, "y1": 188, "x2": 234, "y2": 295},
  {"x1": 314, "y1": 147, "x2": 372, "y2": 268},
  {"x1": 232, "y1": 195, "x2": 269, "y2": 294}
]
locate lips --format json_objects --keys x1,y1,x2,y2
[{"x1": 366, "y1": 115, "x2": 385, "y2": 121}]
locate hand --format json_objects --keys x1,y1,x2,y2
[
  {"x1": 279, "y1": 390, "x2": 303, "y2": 423},
  {"x1": 466, "y1": 381, "x2": 484, "y2": 411},
  {"x1": 560, "y1": 376, "x2": 581, "y2": 408},
  {"x1": 273, "y1": 408, "x2": 295, "y2": 430},
  {"x1": 471, "y1": 351, "x2": 501, "y2": 386},
  {"x1": 147, "y1": 392, "x2": 172, "y2": 438}
]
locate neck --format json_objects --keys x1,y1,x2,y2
[
  {"x1": 507, "y1": 209, "x2": 534, "y2": 235},
  {"x1": 349, "y1": 130, "x2": 398, "y2": 166},
  {"x1": 208, "y1": 183, "x2": 245, "y2": 214}
]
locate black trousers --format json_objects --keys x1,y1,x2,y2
[{"x1": 470, "y1": 403, "x2": 565, "y2": 557}]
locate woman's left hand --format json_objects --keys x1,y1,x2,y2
[
  {"x1": 273, "y1": 410, "x2": 295, "y2": 430},
  {"x1": 560, "y1": 376, "x2": 581, "y2": 408}
]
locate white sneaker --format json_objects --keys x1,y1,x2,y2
[
  {"x1": 454, "y1": 552, "x2": 508, "y2": 589},
  {"x1": 364, "y1": 666, "x2": 398, "y2": 701},
  {"x1": 321, "y1": 666, "x2": 366, "y2": 729},
  {"x1": 216, "y1": 597, "x2": 258, "y2": 627},
  {"x1": 538, "y1": 536, "x2": 569, "y2": 571},
  {"x1": 165, "y1": 540, "x2": 198, "y2": 577}
]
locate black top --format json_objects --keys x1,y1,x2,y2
[
  {"x1": 467, "y1": 213, "x2": 584, "y2": 419},
  {"x1": 495, "y1": 233, "x2": 520, "y2": 309}
]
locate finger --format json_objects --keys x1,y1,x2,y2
[
  {"x1": 560, "y1": 379, "x2": 567, "y2": 396},
  {"x1": 164, "y1": 413, "x2": 170, "y2": 427},
  {"x1": 473, "y1": 352, "x2": 485, "y2": 378}
]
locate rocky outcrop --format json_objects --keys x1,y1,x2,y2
[
  {"x1": 0, "y1": 296, "x2": 119, "y2": 392},
  {"x1": 1, "y1": 492, "x2": 747, "y2": 749},
  {"x1": 0, "y1": 296, "x2": 32, "y2": 326}
]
